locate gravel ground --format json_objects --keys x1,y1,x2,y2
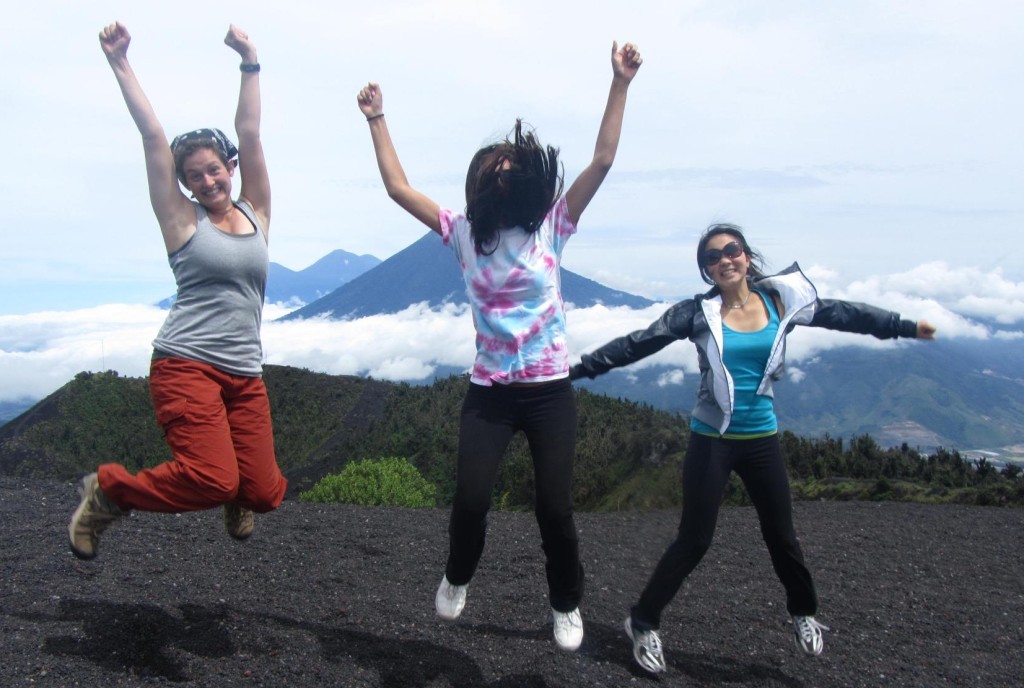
[{"x1": 2, "y1": 476, "x2": 1022, "y2": 687}]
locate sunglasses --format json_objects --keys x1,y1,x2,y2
[{"x1": 703, "y1": 241, "x2": 744, "y2": 267}]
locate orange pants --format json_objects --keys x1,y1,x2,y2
[{"x1": 99, "y1": 357, "x2": 287, "y2": 513}]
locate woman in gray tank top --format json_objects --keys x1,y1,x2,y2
[{"x1": 68, "y1": 21, "x2": 287, "y2": 561}]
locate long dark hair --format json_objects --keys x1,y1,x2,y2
[
  {"x1": 464, "y1": 119, "x2": 563, "y2": 254},
  {"x1": 696, "y1": 223, "x2": 767, "y2": 285}
]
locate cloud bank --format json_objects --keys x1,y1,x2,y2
[{"x1": 1, "y1": 264, "x2": 1021, "y2": 403}]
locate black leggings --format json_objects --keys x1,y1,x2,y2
[
  {"x1": 632, "y1": 432, "x2": 817, "y2": 630},
  {"x1": 445, "y1": 378, "x2": 584, "y2": 612}
]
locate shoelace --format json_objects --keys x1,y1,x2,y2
[
  {"x1": 443, "y1": 582, "x2": 464, "y2": 601},
  {"x1": 796, "y1": 617, "x2": 829, "y2": 634},
  {"x1": 555, "y1": 611, "x2": 581, "y2": 630},
  {"x1": 557, "y1": 610, "x2": 581, "y2": 638},
  {"x1": 794, "y1": 616, "x2": 830, "y2": 643}
]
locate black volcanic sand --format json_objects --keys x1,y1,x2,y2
[{"x1": 2, "y1": 477, "x2": 1021, "y2": 687}]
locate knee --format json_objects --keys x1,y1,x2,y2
[
  {"x1": 243, "y1": 475, "x2": 287, "y2": 512},
  {"x1": 452, "y1": 484, "x2": 493, "y2": 520},
  {"x1": 761, "y1": 526, "x2": 799, "y2": 551},
  {"x1": 187, "y1": 466, "x2": 240, "y2": 505},
  {"x1": 672, "y1": 528, "x2": 714, "y2": 561},
  {"x1": 535, "y1": 501, "x2": 575, "y2": 533}
]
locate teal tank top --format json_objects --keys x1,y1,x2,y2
[{"x1": 691, "y1": 290, "x2": 780, "y2": 438}]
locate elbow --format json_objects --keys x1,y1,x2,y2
[
  {"x1": 384, "y1": 179, "x2": 414, "y2": 203},
  {"x1": 235, "y1": 125, "x2": 261, "y2": 142},
  {"x1": 591, "y1": 155, "x2": 615, "y2": 174}
]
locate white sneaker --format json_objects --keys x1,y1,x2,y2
[
  {"x1": 435, "y1": 576, "x2": 467, "y2": 620},
  {"x1": 552, "y1": 608, "x2": 584, "y2": 651},
  {"x1": 792, "y1": 615, "x2": 829, "y2": 656},
  {"x1": 625, "y1": 616, "x2": 666, "y2": 673}
]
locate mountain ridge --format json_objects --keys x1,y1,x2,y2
[{"x1": 280, "y1": 232, "x2": 654, "y2": 321}]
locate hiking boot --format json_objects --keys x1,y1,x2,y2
[
  {"x1": 68, "y1": 473, "x2": 123, "y2": 560},
  {"x1": 552, "y1": 608, "x2": 584, "y2": 651},
  {"x1": 435, "y1": 576, "x2": 468, "y2": 620},
  {"x1": 625, "y1": 616, "x2": 666, "y2": 673},
  {"x1": 224, "y1": 503, "x2": 255, "y2": 540},
  {"x1": 792, "y1": 615, "x2": 829, "y2": 656}
]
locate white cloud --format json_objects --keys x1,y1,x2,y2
[
  {"x1": 657, "y1": 369, "x2": 686, "y2": 387},
  {"x1": 262, "y1": 302, "x2": 476, "y2": 378},
  {"x1": 0, "y1": 304, "x2": 165, "y2": 400},
  {"x1": 786, "y1": 366, "x2": 807, "y2": 384}
]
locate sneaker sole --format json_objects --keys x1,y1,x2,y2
[
  {"x1": 68, "y1": 481, "x2": 98, "y2": 560},
  {"x1": 226, "y1": 526, "x2": 254, "y2": 541},
  {"x1": 793, "y1": 632, "x2": 823, "y2": 656}
]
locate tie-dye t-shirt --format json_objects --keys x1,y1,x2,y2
[{"x1": 439, "y1": 196, "x2": 578, "y2": 386}]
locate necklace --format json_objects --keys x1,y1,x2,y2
[{"x1": 725, "y1": 291, "x2": 751, "y2": 310}]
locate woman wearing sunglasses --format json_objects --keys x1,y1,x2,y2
[{"x1": 570, "y1": 223, "x2": 936, "y2": 673}]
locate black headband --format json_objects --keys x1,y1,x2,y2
[{"x1": 169, "y1": 128, "x2": 238, "y2": 161}]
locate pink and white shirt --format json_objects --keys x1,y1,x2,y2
[{"x1": 439, "y1": 196, "x2": 578, "y2": 386}]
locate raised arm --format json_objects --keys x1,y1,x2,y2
[
  {"x1": 224, "y1": 24, "x2": 270, "y2": 237},
  {"x1": 564, "y1": 41, "x2": 643, "y2": 225},
  {"x1": 99, "y1": 22, "x2": 194, "y2": 252},
  {"x1": 356, "y1": 83, "x2": 442, "y2": 234}
]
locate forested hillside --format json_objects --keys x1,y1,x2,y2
[{"x1": 1, "y1": 367, "x2": 1020, "y2": 509}]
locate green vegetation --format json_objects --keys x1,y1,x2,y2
[
  {"x1": 772, "y1": 432, "x2": 1024, "y2": 508},
  {"x1": 0, "y1": 371, "x2": 171, "y2": 478},
  {"x1": 299, "y1": 456, "x2": 436, "y2": 508},
  {"x1": 1, "y1": 366, "x2": 1021, "y2": 510}
]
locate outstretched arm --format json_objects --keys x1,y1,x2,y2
[
  {"x1": 100, "y1": 22, "x2": 193, "y2": 252},
  {"x1": 571, "y1": 299, "x2": 695, "y2": 380},
  {"x1": 225, "y1": 24, "x2": 270, "y2": 237},
  {"x1": 809, "y1": 299, "x2": 937, "y2": 340},
  {"x1": 356, "y1": 83, "x2": 441, "y2": 235},
  {"x1": 564, "y1": 41, "x2": 643, "y2": 225}
]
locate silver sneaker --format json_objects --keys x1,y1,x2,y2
[
  {"x1": 792, "y1": 615, "x2": 829, "y2": 656},
  {"x1": 435, "y1": 576, "x2": 467, "y2": 620},
  {"x1": 552, "y1": 608, "x2": 583, "y2": 651},
  {"x1": 625, "y1": 616, "x2": 666, "y2": 673}
]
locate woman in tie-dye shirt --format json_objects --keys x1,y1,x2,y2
[{"x1": 356, "y1": 41, "x2": 642, "y2": 652}]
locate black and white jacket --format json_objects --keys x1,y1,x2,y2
[{"x1": 571, "y1": 263, "x2": 920, "y2": 434}]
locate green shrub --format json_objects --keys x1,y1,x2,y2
[{"x1": 299, "y1": 456, "x2": 437, "y2": 508}]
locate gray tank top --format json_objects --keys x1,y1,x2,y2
[{"x1": 152, "y1": 200, "x2": 268, "y2": 376}]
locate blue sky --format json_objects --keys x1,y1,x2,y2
[{"x1": 1, "y1": 0, "x2": 1022, "y2": 402}]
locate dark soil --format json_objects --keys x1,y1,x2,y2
[{"x1": 2, "y1": 476, "x2": 1022, "y2": 687}]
